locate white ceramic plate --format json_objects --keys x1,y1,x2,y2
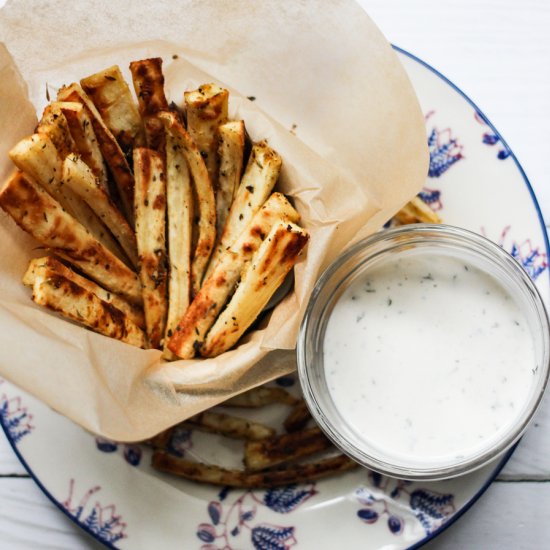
[{"x1": 1, "y1": 48, "x2": 548, "y2": 550}]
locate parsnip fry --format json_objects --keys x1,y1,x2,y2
[
  {"x1": 183, "y1": 411, "x2": 275, "y2": 441},
  {"x1": 63, "y1": 155, "x2": 138, "y2": 267},
  {"x1": 80, "y1": 65, "x2": 145, "y2": 155},
  {"x1": 24, "y1": 260, "x2": 145, "y2": 347},
  {"x1": 221, "y1": 387, "x2": 298, "y2": 408},
  {"x1": 57, "y1": 101, "x2": 109, "y2": 192},
  {"x1": 134, "y1": 148, "x2": 168, "y2": 348},
  {"x1": 9, "y1": 133, "x2": 73, "y2": 212},
  {"x1": 284, "y1": 401, "x2": 312, "y2": 433},
  {"x1": 57, "y1": 83, "x2": 135, "y2": 225},
  {"x1": 207, "y1": 141, "x2": 281, "y2": 276},
  {"x1": 9, "y1": 133, "x2": 125, "y2": 259},
  {"x1": 36, "y1": 103, "x2": 76, "y2": 158},
  {"x1": 168, "y1": 193, "x2": 299, "y2": 359},
  {"x1": 202, "y1": 222, "x2": 309, "y2": 357},
  {"x1": 162, "y1": 128, "x2": 193, "y2": 357},
  {"x1": 23, "y1": 256, "x2": 144, "y2": 328},
  {"x1": 394, "y1": 195, "x2": 442, "y2": 225},
  {"x1": 168, "y1": 250, "x2": 241, "y2": 359},
  {"x1": 0, "y1": 172, "x2": 142, "y2": 304},
  {"x1": 216, "y1": 120, "x2": 245, "y2": 239},
  {"x1": 151, "y1": 452, "x2": 357, "y2": 488},
  {"x1": 159, "y1": 111, "x2": 216, "y2": 295},
  {"x1": 184, "y1": 83, "x2": 228, "y2": 197},
  {"x1": 129, "y1": 58, "x2": 169, "y2": 152},
  {"x1": 244, "y1": 427, "x2": 331, "y2": 471}
]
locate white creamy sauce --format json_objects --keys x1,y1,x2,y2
[{"x1": 324, "y1": 251, "x2": 537, "y2": 467}]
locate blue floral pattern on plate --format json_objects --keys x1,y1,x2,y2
[
  {"x1": 197, "y1": 484, "x2": 317, "y2": 549},
  {"x1": 355, "y1": 473, "x2": 455, "y2": 536},
  {"x1": 0, "y1": 379, "x2": 34, "y2": 444},
  {"x1": 62, "y1": 479, "x2": 127, "y2": 545}
]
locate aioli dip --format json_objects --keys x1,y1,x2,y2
[{"x1": 323, "y1": 250, "x2": 537, "y2": 468}]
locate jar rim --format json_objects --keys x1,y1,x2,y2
[{"x1": 297, "y1": 223, "x2": 550, "y2": 480}]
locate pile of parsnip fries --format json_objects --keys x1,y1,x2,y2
[
  {"x1": 0, "y1": 52, "x2": 442, "y2": 488},
  {"x1": 0, "y1": 57, "x2": 309, "y2": 358},
  {"x1": 150, "y1": 384, "x2": 359, "y2": 488}
]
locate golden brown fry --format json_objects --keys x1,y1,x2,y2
[
  {"x1": 202, "y1": 222, "x2": 309, "y2": 357},
  {"x1": 36, "y1": 103, "x2": 76, "y2": 158},
  {"x1": 283, "y1": 401, "x2": 312, "y2": 433},
  {"x1": 63, "y1": 155, "x2": 138, "y2": 268},
  {"x1": 184, "y1": 83, "x2": 228, "y2": 196},
  {"x1": 183, "y1": 411, "x2": 275, "y2": 441},
  {"x1": 0, "y1": 172, "x2": 142, "y2": 305},
  {"x1": 80, "y1": 65, "x2": 145, "y2": 155},
  {"x1": 23, "y1": 256, "x2": 144, "y2": 329},
  {"x1": 206, "y1": 141, "x2": 282, "y2": 276},
  {"x1": 57, "y1": 101, "x2": 110, "y2": 192},
  {"x1": 244, "y1": 427, "x2": 331, "y2": 471},
  {"x1": 9, "y1": 133, "x2": 125, "y2": 260},
  {"x1": 215, "y1": 120, "x2": 245, "y2": 239},
  {"x1": 159, "y1": 111, "x2": 216, "y2": 295},
  {"x1": 57, "y1": 83, "x2": 135, "y2": 225},
  {"x1": 393, "y1": 195, "x2": 442, "y2": 225},
  {"x1": 162, "y1": 127, "x2": 194, "y2": 358},
  {"x1": 151, "y1": 452, "x2": 357, "y2": 488},
  {"x1": 129, "y1": 58, "x2": 169, "y2": 153},
  {"x1": 9, "y1": 133, "x2": 73, "y2": 211},
  {"x1": 168, "y1": 193, "x2": 299, "y2": 359},
  {"x1": 24, "y1": 259, "x2": 145, "y2": 347},
  {"x1": 168, "y1": 249, "x2": 241, "y2": 359},
  {"x1": 221, "y1": 387, "x2": 298, "y2": 408},
  {"x1": 134, "y1": 148, "x2": 168, "y2": 348}
]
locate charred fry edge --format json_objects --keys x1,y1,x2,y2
[
  {"x1": 130, "y1": 58, "x2": 169, "y2": 153},
  {"x1": 63, "y1": 154, "x2": 138, "y2": 268},
  {"x1": 220, "y1": 386, "x2": 298, "y2": 408},
  {"x1": 80, "y1": 64, "x2": 146, "y2": 154},
  {"x1": 10, "y1": 133, "x2": 77, "y2": 216},
  {"x1": 23, "y1": 256, "x2": 144, "y2": 328},
  {"x1": 9, "y1": 133, "x2": 126, "y2": 261},
  {"x1": 184, "y1": 83, "x2": 229, "y2": 198},
  {"x1": 36, "y1": 103, "x2": 76, "y2": 158},
  {"x1": 0, "y1": 171, "x2": 142, "y2": 305},
  {"x1": 283, "y1": 401, "x2": 312, "y2": 433},
  {"x1": 206, "y1": 141, "x2": 282, "y2": 277},
  {"x1": 159, "y1": 111, "x2": 216, "y2": 295},
  {"x1": 162, "y1": 129, "x2": 193, "y2": 358},
  {"x1": 244, "y1": 427, "x2": 331, "y2": 471},
  {"x1": 215, "y1": 120, "x2": 245, "y2": 240},
  {"x1": 168, "y1": 192, "x2": 299, "y2": 359},
  {"x1": 58, "y1": 101, "x2": 110, "y2": 192},
  {"x1": 57, "y1": 83, "x2": 136, "y2": 226},
  {"x1": 202, "y1": 221, "x2": 309, "y2": 357},
  {"x1": 134, "y1": 148, "x2": 168, "y2": 348},
  {"x1": 182, "y1": 411, "x2": 275, "y2": 441},
  {"x1": 151, "y1": 452, "x2": 357, "y2": 488},
  {"x1": 26, "y1": 262, "x2": 145, "y2": 347},
  {"x1": 167, "y1": 249, "x2": 241, "y2": 359}
]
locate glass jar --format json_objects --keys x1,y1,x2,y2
[{"x1": 297, "y1": 224, "x2": 550, "y2": 480}]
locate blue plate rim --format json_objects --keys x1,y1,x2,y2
[{"x1": 0, "y1": 44, "x2": 548, "y2": 550}]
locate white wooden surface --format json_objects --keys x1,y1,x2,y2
[{"x1": 1, "y1": 0, "x2": 550, "y2": 548}]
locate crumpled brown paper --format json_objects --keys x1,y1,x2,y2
[{"x1": 0, "y1": 0, "x2": 428, "y2": 441}]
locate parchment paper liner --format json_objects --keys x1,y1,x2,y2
[{"x1": 0, "y1": 0, "x2": 428, "y2": 441}]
